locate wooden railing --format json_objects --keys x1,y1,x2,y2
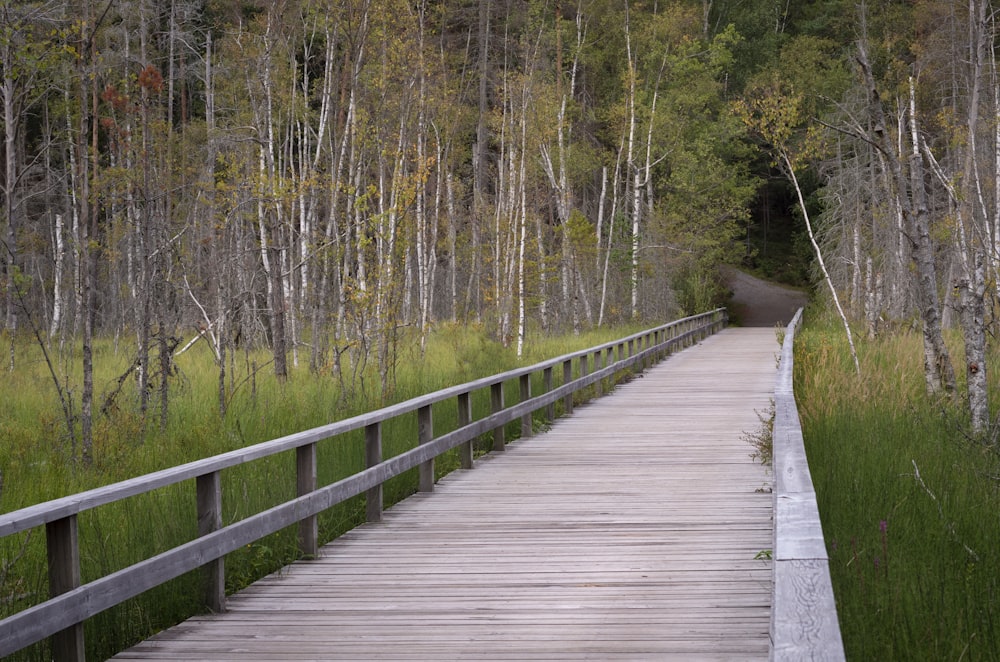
[
  {"x1": 0, "y1": 309, "x2": 727, "y2": 661},
  {"x1": 770, "y1": 308, "x2": 845, "y2": 661}
]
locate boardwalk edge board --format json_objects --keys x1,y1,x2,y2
[{"x1": 769, "y1": 308, "x2": 846, "y2": 662}]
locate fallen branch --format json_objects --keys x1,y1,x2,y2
[{"x1": 175, "y1": 275, "x2": 221, "y2": 361}]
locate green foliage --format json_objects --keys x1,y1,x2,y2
[
  {"x1": 796, "y1": 315, "x2": 1000, "y2": 659},
  {"x1": 706, "y1": 0, "x2": 855, "y2": 89},
  {"x1": 672, "y1": 260, "x2": 727, "y2": 315},
  {"x1": 565, "y1": 209, "x2": 596, "y2": 262},
  {"x1": 776, "y1": 35, "x2": 852, "y2": 113}
]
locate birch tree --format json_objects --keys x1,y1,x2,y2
[
  {"x1": 0, "y1": 1, "x2": 62, "y2": 367},
  {"x1": 910, "y1": 0, "x2": 992, "y2": 430},
  {"x1": 856, "y1": 37, "x2": 956, "y2": 395}
]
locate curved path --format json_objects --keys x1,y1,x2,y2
[
  {"x1": 726, "y1": 269, "x2": 809, "y2": 328},
  {"x1": 114, "y1": 328, "x2": 778, "y2": 661}
]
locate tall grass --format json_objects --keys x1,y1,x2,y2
[
  {"x1": 796, "y1": 313, "x2": 1000, "y2": 660},
  {"x1": 0, "y1": 320, "x2": 646, "y2": 660}
]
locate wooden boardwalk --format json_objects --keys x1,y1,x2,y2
[{"x1": 114, "y1": 327, "x2": 778, "y2": 661}]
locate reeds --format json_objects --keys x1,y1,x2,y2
[{"x1": 796, "y1": 313, "x2": 1000, "y2": 660}]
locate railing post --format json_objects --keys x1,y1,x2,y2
[
  {"x1": 365, "y1": 422, "x2": 383, "y2": 522},
  {"x1": 458, "y1": 392, "x2": 474, "y2": 469},
  {"x1": 562, "y1": 359, "x2": 574, "y2": 415},
  {"x1": 543, "y1": 367, "x2": 554, "y2": 422},
  {"x1": 520, "y1": 374, "x2": 533, "y2": 438},
  {"x1": 580, "y1": 354, "x2": 589, "y2": 401},
  {"x1": 605, "y1": 347, "x2": 615, "y2": 388},
  {"x1": 593, "y1": 351, "x2": 603, "y2": 397},
  {"x1": 46, "y1": 515, "x2": 84, "y2": 662},
  {"x1": 418, "y1": 405, "x2": 434, "y2": 491},
  {"x1": 296, "y1": 443, "x2": 318, "y2": 558},
  {"x1": 196, "y1": 471, "x2": 225, "y2": 614},
  {"x1": 491, "y1": 382, "x2": 505, "y2": 451}
]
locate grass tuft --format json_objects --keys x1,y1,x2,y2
[{"x1": 743, "y1": 400, "x2": 775, "y2": 467}]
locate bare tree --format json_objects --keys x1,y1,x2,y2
[{"x1": 857, "y1": 39, "x2": 955, "y2": 395}]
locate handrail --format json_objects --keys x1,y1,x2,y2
[
  {"x1": 0, "y1": 308, "x2": 727, "y2": 661},
  {"x1": 770, "y1": 308, "x2": 845, "y2": 661}
]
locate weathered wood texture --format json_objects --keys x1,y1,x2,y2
[
  {"x1": 113, "y1": 328, "x2": 777, "y2": 661},
  {"x1": 771, "y1": 309, "x2": 845, "y2": 661}
]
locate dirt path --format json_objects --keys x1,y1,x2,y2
[{"x1": 724, "y1": 268, "x2": 809, "y2": 327}]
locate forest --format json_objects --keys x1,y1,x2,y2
[
  {"x1": 1, "y1": 0, "x2": 764, "y2": 466},
  {"x1": 3, "y1": 0, "x2": 1000, "y2": 453},
  {"x1": 8, "y1": 1, "x2": 1000, "y2": 659}
]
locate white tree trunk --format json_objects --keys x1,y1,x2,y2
[
  {"x1": 624, "y1": 7, "x2": 642, "y2": 320},
  {"x1": 599, "y1": 139, "x2": 624, "y2": 326},
  {"x1": 516, "y1": 117, "x2": 528, "y2": 358},
  {"x1": 50, "y1": 213, "x2": 65, "y2": 338},
  {"x1": 447, "y1": 170, "x2": 458, "y2": 322},
  {"x1": 782, "y1": 152, "x2": 860, "y2": 375}
]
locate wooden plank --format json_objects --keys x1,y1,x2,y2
[
  {"x1": 417, "y1": 405, "x2": 434, "y2": 492},
  {"x1": 771, "y1": 559, "x2": 844, "y2": 661},
  {"x1": 491, "y1": 381, "x2": 505, "y2": 451},
  {"x1": 46, "y1": 515, "x2": 84, "y2": 662},
  {"x1": 773, "y1": 396, "x2": 816, "y2": 495},
  {"x1": 364, "y1": 422, "x2": 382, "y2": 521},
  {"x1": 295, "y1": 443, "x2": 318, "y2": 558},
  {"x1": 457, "y1": 392, "x2": 474, "y2": 470},
  {"x1": 520, "y1": 374, "x2": 533, "y2": 437},
  {"x1": 774, "y1": 493, "x2": 828, "y2": 561},
  {"x1": 196, "y1": 472, "x2": 224, "y2": 613},
  {"x1": 112, "y1": 328, "x2": 779, "y2": 661}
]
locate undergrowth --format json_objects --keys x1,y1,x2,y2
[{"x1": 743, "y1": 399, "x2": 775, "y2": 467}]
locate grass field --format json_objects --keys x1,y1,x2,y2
[
  {"x1": 796, "y1": 313, "x2": 1000, "y2": 660},
  {"x1": 0, "y1": 321, "x2": 649, "y2": 660}
]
